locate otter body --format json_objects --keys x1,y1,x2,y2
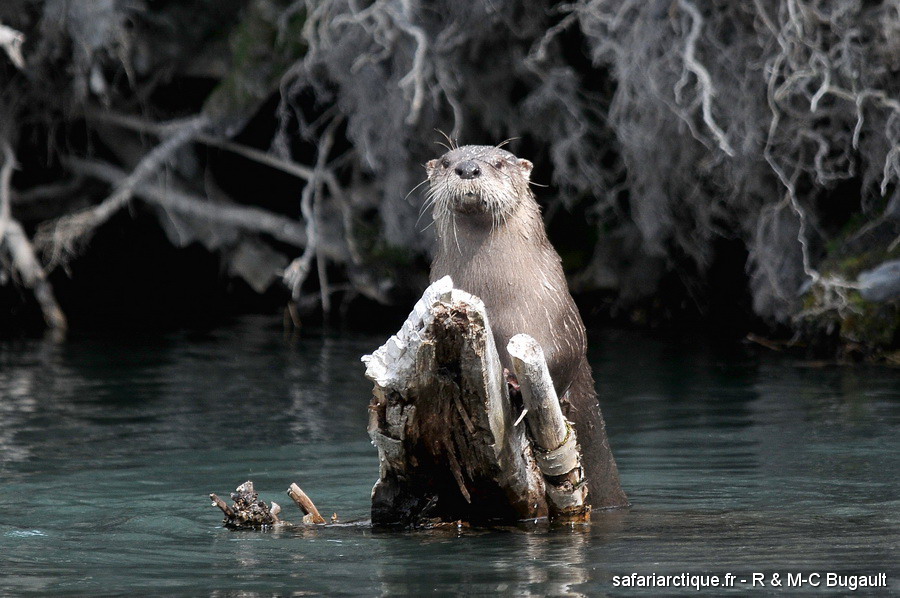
[{"x1": 426, "y1": 144, "x2": 627, "y2": 508}]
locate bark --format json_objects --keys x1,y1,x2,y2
[{"x1": 0, "y1": 218, "x2": 67, "y2": 333}]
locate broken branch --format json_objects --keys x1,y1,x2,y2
[{"x1": 287, "y1": 483, "x2": 326, "y2": 524}]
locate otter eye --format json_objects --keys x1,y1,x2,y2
[
  {"x1": 494, "y1": 159, "x2": 504, "y2": 169},
  {"x1": 440, "y1": 158, "x2": 450, "y2": 168}
]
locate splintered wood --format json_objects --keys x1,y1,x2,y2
[{"x1": 362, "y1": 276, "x2": 590, "y2": 526}]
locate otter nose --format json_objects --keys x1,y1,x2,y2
[{"x1": 455, "y1": 160, "x2": 481, "y2": 180}]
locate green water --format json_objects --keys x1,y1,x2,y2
[{"x1": 1, "y1": 317, "x2": 897, "y2": 596}]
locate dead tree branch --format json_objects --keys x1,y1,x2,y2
[
  {"x1": 384, "y1": 1, "x2": 430, "y2": 126},
  {"x1": 61, "y1": 157, "x2": 347, "y2": 262},
  {"x1": 0, "y1": 141, "x2": 12, "y2": 242},
  {"x1": 211, "y1": 480, "x2": 336, "y2": 529},
  {"x1": 287, "y1": 483, "x2": 327, "y2": 524},
  {"x1": 84, "y1": 109, "x2": 315, "y2": 181},
  {"x1": 507, "y1": 334, "x2": 589, "y2": 520},
  {"x1": 211, "y1": 481, "x2": 280, "y2": 529},
  {"x1": 36, "y1": 116, "x2": 208, "y2": 267}
]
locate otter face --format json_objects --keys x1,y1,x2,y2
[{"x1": 426, "y1": 145, "x2": 533, "y2": 220}]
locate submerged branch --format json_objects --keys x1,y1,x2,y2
[{"x1": 211, "y1": 481, "x2": 334, "y2": 529}]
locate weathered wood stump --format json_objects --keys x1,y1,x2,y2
[
  {"x1": 363, "y1": 277, "x2": 590, "y2": 527},
  {"x1": 210, "y1": 481, "x2": 281, "y2": 529},
  {"x1": 210, "y1": 480, "x2": 332, "y2": 529}
]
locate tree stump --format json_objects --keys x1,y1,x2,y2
[{"x1": 362, "y1": 277, "x2": 590, "y2": 526}]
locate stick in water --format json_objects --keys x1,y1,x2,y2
[{"x1": 287, "y1": 483, "x2": 326, "y2": 524}]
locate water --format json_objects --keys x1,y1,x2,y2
[{"x1": 1, "y1": 317, "x2": 897, "y2": 596}]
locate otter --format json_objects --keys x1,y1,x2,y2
[{"x1": 426, "y1": 144, "x2": 628, "y2": 509}]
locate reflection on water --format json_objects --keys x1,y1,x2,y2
[{"x1": 0, "y1": 319, "x2": 897, "y2": 596}]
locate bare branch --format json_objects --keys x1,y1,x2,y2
[
  {"x1": 386, "y1": 1, "x2": 430, "y2": 126},
  {"x1": 84, "y1": 109, "x2": 314, "y2": 181},
  {"x1": 61, "y1": 157, "x2": 347, "y2": 263},
  {"x1": 287, "y1": 483, "x2": 326, "y2": 524},
  {"x1": 37, "y1": 116, "x2": 208, "y2": 267}
]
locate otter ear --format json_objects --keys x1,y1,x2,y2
[
  {"x1": 517, "y1": 158, "x2": 533, "y2": 179},
  {"x1": 426, "y1": 159, "x2": 438, "y2": 172}
]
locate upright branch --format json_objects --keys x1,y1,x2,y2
[
  {"x1": 507, "y1": 334, "x2": 589, "y2": 520},
  {"x1": 287, "y1": 483, "x2": 327, "y2": 524}
]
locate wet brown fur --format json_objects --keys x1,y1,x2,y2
[{"x1": 426, "y1": 144, "x2": 628, "y2": 508}]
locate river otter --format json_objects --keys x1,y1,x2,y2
[{"x1": 426, "y1": 144, "x2": 628, "y2": 509}]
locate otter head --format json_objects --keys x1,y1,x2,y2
[{"x1": 426, "y1": 145, "x2": 534, "y2": 222}]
